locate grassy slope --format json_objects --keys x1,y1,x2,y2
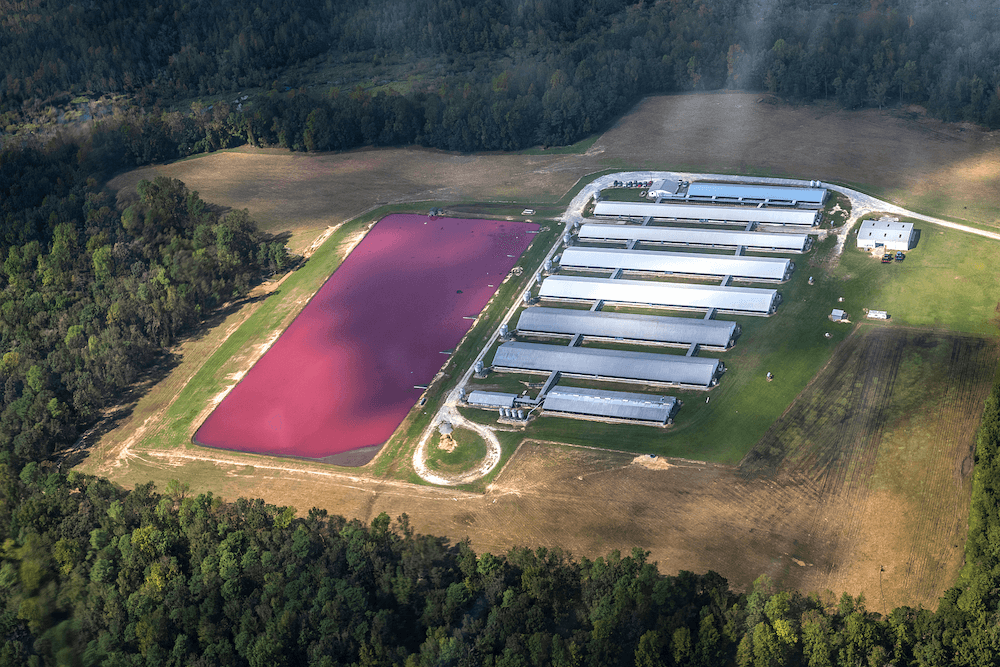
[{"x1": 139, "y1": 207, "x2": 394, "y2": 454}]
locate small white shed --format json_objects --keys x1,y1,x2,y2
[{"x1": 830, "y1": 309, "x2": 848, "y2": 322}]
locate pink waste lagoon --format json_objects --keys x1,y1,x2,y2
[{"x1": 194, "y1": 213, "x2": 539, "y2": 465}]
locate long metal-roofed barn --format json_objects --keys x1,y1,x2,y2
[
  {"x1": 465, "y1": 391, "x2": 517, "y2": 409},
  {"x1": 492, "y1": 341, "x2": 722, "y2": 388},
  {"x1": 561, "y1": 246, "x2": 793, "y2": 282},
  {"x1": 578, "y1": 223, "x2": 811, "y2": 252},
  {"x1": 593, "y1": 200, "x2": 819, "y2": 226},
  {"x1": 676, "y1": 183, "x2": 827, "y2": 208},
  {"x1": 539, "y1": 275, "x2": 780, "y2": 315},
  {"x1": 543, "y1": 387, "x2": 680, "y2": 425},
  {"x1": 517, "y1": 307, "x2": 739, "y2": 349}
]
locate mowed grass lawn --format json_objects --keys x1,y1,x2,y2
[
  {"x1": 425, "y1": 428, "x2": 489, "y2": 475},
  {"x1": 836, "y1": 220, "x2": 1000, "y2": 336}
]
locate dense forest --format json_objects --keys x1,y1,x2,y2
[
  {"x1": 0, "y1": 145, "x2": 289, "y2": 467},
  {"x1": 3, "y1": 0, "x2": 1000, "y2": 162},
  {"x1": 0, "y1": 372, "x2": 998, "y2": 665}
]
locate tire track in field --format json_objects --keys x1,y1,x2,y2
[
  {"x1": 781, "y1": 330, "x2": 901, "y2": 586},
  {"x1": 737, "y1": 327, "x2": 996, "y2": 602},
  {"x1": 832, "y1": 332, "x2": 905, "y2": 562},
  {"x1": 891, "y1": 336, "x2": 996, "y2": 600}
]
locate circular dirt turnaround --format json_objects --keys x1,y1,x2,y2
[{"x1": 413, "y1": 403, "x2": 502, "y2": 486}]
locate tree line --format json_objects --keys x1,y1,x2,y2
[
  {"x1": 1, "y1": 368, "x2": 1000, "y2": 667},
  {"x1": 4, "y1": 0, "x2": 1000, "y2": 162},
  {"x1": 0, "y1": 143, "x2": 288, "y2": 468}
]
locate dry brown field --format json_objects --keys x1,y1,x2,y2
[
  {"x1": 109, "y1": 146, "x2": 600, "y2": 254},
  {"x1": 85, "y1": 92, "x2": 1000, "y2": 608},
  {"x1": 91, "y1": 325, "x2": 993, "y2": 611},
  {"x1": 596, "y1": 94, "x2": 1000, "y2": 225},
  {"x1": 110, "y1": 92, "x2": 1000, "y2": 254}
]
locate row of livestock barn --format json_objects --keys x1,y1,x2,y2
[
  {"x1": 592, "y1": 200, "x2": 821, "y2": 226},
  {"x1": 537, "y1": 276, "x2": 781, "y2": 315},
  {"x1": 577, "y1": 223, "x2": 812, "y2": 252},
  {"x1": 650, "y1": 180, "x2": 828, "y2": 209},
  {"x1": 559, "y1": 247, "x2": 795, "y2": 282},
  {"x1": 471, "y1": 180, "x2": 822, "y2": 426}
]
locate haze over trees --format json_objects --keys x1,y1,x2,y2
[{"x1": 3, "y1": 0, "x2": 1000, "y2": 164}]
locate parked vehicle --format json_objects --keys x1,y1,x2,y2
[
  {"x1": 895, "y1": 251, "x2": 905, "y2": 262},
  {"x1": 881, "y1": 253, "x2": 893, "y2": 263}
]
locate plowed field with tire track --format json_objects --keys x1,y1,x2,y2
[
  {"x1": 216, "y1": 326, "x2": 986, "y2": 609},
  {"x1": 737, "y1": 326, "x2": 997, "y2": 607}
]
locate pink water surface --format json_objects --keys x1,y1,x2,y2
[{"x1": 194, "y1": 214, "x2": 538, "y2": 460}]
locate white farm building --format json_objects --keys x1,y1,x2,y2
[
  {"x1": 857, "y1": 217, "x2": 916, "y2": 252},
  {"x1": 560, "y1": 246, "x2": 794, "y2": 282},
  {"x1": 578, "y1": 224, "x2": 812, "y2": 252},
  {"x1": 538, "y1": 275, "x2": 781, "y2": 315},
  {"x1": 593, "y1": 200, "x2": 820, "y2": 227}
]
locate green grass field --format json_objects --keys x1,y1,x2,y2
[
  {"x1": 425, "y1": 428, "x2": 489, "y2": 474},
  {"x1": 835, "y1": 219, "x2": 1000, "y2": 336}
]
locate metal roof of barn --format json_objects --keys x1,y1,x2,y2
[
  {"x1": 683, "y1": 183, "x2": 826, "y2": 206},
  {"x1": 857, "y1": 218, "x2": 914, "y2": 241},
  {"x1": 516, "y1": 307, "x2": 737, "y2": 347},
  {"x1": 465, "y1": 391, "x2": 518, "y2": 408},
  {"x1": 492, "y1": 341, "x2": 720, "y2": 387},
  {"x1": 538, "y1": 275, "x2": 778, "y2": 314},
  {"x1": 593, "y1": 200, "x2": 819, "y2": 226},
  {"x1": 578, "y1": 223, "x2": 810, "y2": 252},
  {"x1": 560, "y1": 246, "x2": 792, "y2": 281},
  {"x1": 648, "y1": 178, "x2": 681, "y2": 196},
  {"x1": 544, "y1": 386, "x2": 678, "y2": 423}
]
